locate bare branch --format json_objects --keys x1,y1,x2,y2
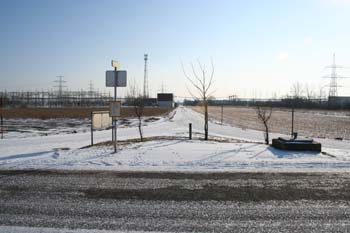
[
  {"x1": 182, "y1": 62, "x2": 204, "y2": 95},
  {"x1": 190, "y1": 62, "x2": 204, "y2": 86},
  {"x1": 205, "y1": 58, "x2": 215, "y2": 93}
]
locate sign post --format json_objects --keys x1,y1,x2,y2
[
  {"x1": 0, "y1": 97, "x2": 3, "y2": 140},
  {"x1": 106, "y1": 60, "x2": 127, "y2": 153},
  {"x1": 113, "y1": 66, "x2": 117, "y2": 153}
]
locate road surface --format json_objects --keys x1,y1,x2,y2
[{"x1": 1, "y1": 170, "x2": 350, "y2": 232}]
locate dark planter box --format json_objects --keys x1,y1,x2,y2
[{"x1": 272, "y1": 138, "x2": 322, "y2": 152}]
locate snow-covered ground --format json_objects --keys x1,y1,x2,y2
[{"x1": 0, "y1": 106, "x2": 349, "y2": 172}]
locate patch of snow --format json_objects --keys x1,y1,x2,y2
[{"x1": 0, "y1": 106, "x2": 349, "y2": 172}]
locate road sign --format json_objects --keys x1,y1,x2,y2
[
  {"x1": 106, "y1": 70, "x2": 127, "y2": 87},
  {"x1": 109, "y1": 101, "x2": 121, "y2": 117},
  {"x1": 111, "y1": 60, "x2": 120, "y2": 68}
]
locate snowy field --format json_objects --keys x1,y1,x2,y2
[{"x1": 0, "y1": 106, "x2": 350, "y2": 172}]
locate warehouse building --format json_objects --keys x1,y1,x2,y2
[
  {"x1": 157, "y1": 93, "x2": 174, "y2": 107},
  {"x1": 328, "y1": 96, "x2": 350, "y2": 108}
]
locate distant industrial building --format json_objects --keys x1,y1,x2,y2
[
  {"x1": 157, "y1": 93, "x2": 174, "y2": 107},
  {"x1": 328, "y1": 96, "x2": 350, "y2": 108},
  {"x1": 144, "y1": 98, "x2": 158, "y2": 106}
]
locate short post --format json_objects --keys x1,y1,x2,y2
[
  {"x1": 91, "y1": 112, "x2": 94, "y2": 146},
  {"x1": 189, "y1": 123, "x2": 192, "y2": 140},
  {"x1": 291, "y1": 107, "x2": 294, "y2": 137},
  {"x1": 220, "y1": 104, "x2": 223, "y2": 125},
  {"x1": 0, "y1": 97, "x2": 3, "y2": 140}
]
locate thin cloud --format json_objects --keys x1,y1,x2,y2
[
  {"x1": 276, "y1": 52, "x2": 289, "y2": 61},
  {"x1": 304, "y1": 36, "x2": 313, "y2": 45},
  {"x1": 323, "y1": 0, "x2": 350, "y2": 5}
]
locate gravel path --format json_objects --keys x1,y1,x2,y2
[{"x1": 1, "y1": 170, "x2": 350, "y2": 232}]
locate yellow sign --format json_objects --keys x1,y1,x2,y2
[{"x1": 111, "y1": 60, "x2": 120, "y2": 68}]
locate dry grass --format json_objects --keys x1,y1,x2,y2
[
  {"x1": 3, "y1": 107, "x2": 173, "y2": 119},
  {"x1": 193, "y1": 106, "x2": 350, "y2": 140}
]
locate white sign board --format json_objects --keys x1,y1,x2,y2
[
  {"x1": 92, "y1": 111, "x2": 112, "y2": 130},
  {"x1": 106, "y1": 71, "x2": 127, "y2": 87},
  {"x1": 109, "y1": 101, "x2": 121, "y2": 117}
]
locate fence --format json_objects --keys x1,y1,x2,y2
[{"x1": 0, "y1": 90, "x2": 113, "y2": 108}]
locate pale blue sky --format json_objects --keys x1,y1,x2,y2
[{"x1": 1, "y1": 0, "x2": 350, "y2": 98}]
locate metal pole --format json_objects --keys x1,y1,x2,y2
[
  {"x1": 221, "y1": 104, "x2": 223, "y2": 125},
  {"x1": 291, "y1": 107, "x2": 294, "y2": 137},
  {"x1": 189, "y1": 123, "x2": 192, "y2": 140},
  {"x1": 91, "y1": 112, "x2": 93, "y2": 146},
  {"x1": 114, "y1": 67, "x2": 117, "y2": 153},
  {"x1": 0, "y1": 97, "x2": 3, "y2": 140}
]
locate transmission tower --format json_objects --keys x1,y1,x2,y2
[
  {"x1": 161, "y1": 82, "x2": 166, "y2": 93},
  {"x1": 88, "y1": 80, "x2": 94, "y2": 97},
  {"x1": 143, "y1": 54, "x2": 149, "y2": 98},
  {"x1": 54, "y1": 75, "x2": 66, "y2": 98},
  {"x1": 323, "y1": 54, "x2": 350, "y2": 97}
]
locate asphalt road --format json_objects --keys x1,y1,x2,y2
[{"x1": 1, "y1": 170, "x2": 350, "y2": 232}]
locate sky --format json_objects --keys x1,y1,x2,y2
[{"x1": 1, "y1": 0, "x2": 350, "y2": 99}]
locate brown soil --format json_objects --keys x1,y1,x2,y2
[
  {"x1": 193, "y1": 106, "x2": 350, "y2": 140},
  {"x1": 3, "y1": 107, "x2": 173, "y2": 119}
]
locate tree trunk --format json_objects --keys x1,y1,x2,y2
[
  {"x1": 264, "y1": 122, "x2": 269, "y2": 145},
  {"x1": 204, "y1": 102, "x2": 208, "y2": 140},
  {"x1": 138, "y1": 117, "x2": 143, "y2": 142}
]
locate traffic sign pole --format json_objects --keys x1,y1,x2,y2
[
  {"x1": 114, "y1": 67, "x2": 117, "y2": 153},
  {"x1": 106, "y1": 59, "x2": 127, "y2": 154}
]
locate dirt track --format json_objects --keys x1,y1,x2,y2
[{"x1": 193, "y1": 106, "x2": 350, "y2": 140}]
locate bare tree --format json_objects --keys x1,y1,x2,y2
[
  {"x1": 304, "y1": 84, "x2": 316, "y2": 101},
  {"x1": 290, "y1": 82, "x2": 304, "y2": 99},
  {"x1": 317, "y1": 84, "x2": 327, "y2": 100},
  {"x1": 182, "y1": 59, "x2": 215, "y2": 140},
  {"x1": 132, "y1": 95, "x2": 145, "y2": 142},
  {"x1": 126, "y1": 79, "x2": 145, "y2": 142},
  {"x1": 256, "y1": 106, "x2": 273, "y2": 145}
]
